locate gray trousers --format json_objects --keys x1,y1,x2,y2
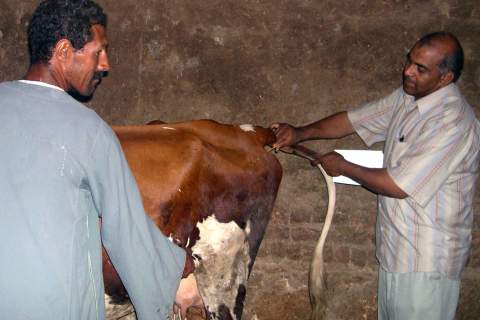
[{"x1": 378, "y1": 270, "x2": 460, "y2": 320}]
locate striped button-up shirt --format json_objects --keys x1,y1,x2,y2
[{"x1": 348, "y1": 84, "x2": 480, "y2": 279}]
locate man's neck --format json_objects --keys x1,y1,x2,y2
[{"x1": 23, "y1": 63, "x2": 68, "y2": 91}]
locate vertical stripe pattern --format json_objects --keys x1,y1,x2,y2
[{"x1": 348, "y1": 84, "x2": 480, "y2": 279}]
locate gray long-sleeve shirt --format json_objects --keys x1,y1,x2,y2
[{"x1": 0, "y1": 81, "x2": 185, "y2": 319}]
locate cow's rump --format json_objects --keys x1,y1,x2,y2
[{"x1": 104, "y1": 119, "x2": 282, "y2": 319}]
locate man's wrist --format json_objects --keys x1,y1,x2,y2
[
  {"x1": 338, "y1": 158, "x2": 352, "y2": 178},
  {"x1": 296, "y1": 126, "x2": 308, "y2": 143}
]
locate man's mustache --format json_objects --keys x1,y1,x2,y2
[{"x1": 93, "y1": 71, "x2": 108, "y2": 80}]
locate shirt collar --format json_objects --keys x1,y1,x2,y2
[
  {"x1": 402, "y1": 92, "x2": 417, "y2": 112},
  {"x1": 415, "y1": 83, "x2": 459, "y2": 115},
  {"x1": 19, "y1": 80, "x2": 65, "y2": 92}
]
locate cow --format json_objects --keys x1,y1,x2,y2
[{"x1": 103, "y1": 119, "x2": 283, "y2": 320}]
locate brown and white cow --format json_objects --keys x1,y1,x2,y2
[{"x1": 103, "y1": 119, "x2": 282, "y2": 320}]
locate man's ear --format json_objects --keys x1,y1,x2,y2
[
  {"x1": 52, "y1": 39, "x2": 74, "y2": 62},
  {"x1": 439, "y1": 71, "x2": 454, "y2": 87}
]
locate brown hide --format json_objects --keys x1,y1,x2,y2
[{"x1": 103, "y1": 119, "x2": 282, "y2": 317}]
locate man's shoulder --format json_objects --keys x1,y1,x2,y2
[
  {"x1": 440, "y1": 85, "x2": 475, "y2": 119},
  {"x1": 0, "y1": 80, "x2": 21, "y2": 93},
  {"x1": 1, "y1": 80, "x2": 109, "y2": 138},
  {"x1": 349, "y1": 86, "x2": 405, "y2": 114}
]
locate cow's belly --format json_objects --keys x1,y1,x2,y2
[{"x1": 192, "y1": 216, "x2": 250, "y2": 319}]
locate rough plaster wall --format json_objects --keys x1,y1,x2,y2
[{"x1": 1, "y1": 1, "x2": 479, "y2": 319}]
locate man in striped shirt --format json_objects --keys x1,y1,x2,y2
[{"x1": 271, "y1": 31, "x2": 480, "y2": 320}]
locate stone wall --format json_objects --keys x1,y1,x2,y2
[{"x1": 1, "y1": 1, "x2": 479, "y2": 319}]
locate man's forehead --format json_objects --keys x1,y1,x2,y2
[{"x1": 409, "y1": 42, "x2": 445, "y2": 64}]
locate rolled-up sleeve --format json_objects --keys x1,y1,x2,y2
[
  {"x1": 348, "y1": 88, "x2": 403, "y2": 147},
  {"x1": 87, "y1": 122, "x2": 185, "y2": 319}
]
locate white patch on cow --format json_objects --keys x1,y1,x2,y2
[
  {"x1": 239, "y1": 124, "x2": 255, "y2": 132},
  {"x1": 168, "y1": 233, "x2": 174, "y2": 243},
  {"x1": 192, "y1": 216, "x2": 251, "y2": 319},
  {"x1": 162, "y1": 126, "x2": 177, "y2": 130},
  {"x1": 193, "y1": 257, "x2": 201, "y2": 268},
  {"x1": 192, "y1": 216, "x2": 247, "y2": 256},
  {"x1": 178, "y1": 187, "x2": 182, "y2": 193}
]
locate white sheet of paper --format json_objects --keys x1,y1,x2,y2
[{"x1": 332, "y1": 150, "x2": 384, "y2": 186}]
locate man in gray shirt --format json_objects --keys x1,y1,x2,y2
[
  {"x1": 272, "y1": 32, "x2": 479, "y2": 319},
  {"x1": 0, "y1": 1, "x2": 186, "y2": 319}
]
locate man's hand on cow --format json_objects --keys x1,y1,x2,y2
[
  {"x1": 312, "y1": 151, "x2": 345, "y2": 177},
  {"x1": 270, "y1": 123, "x2": 299, "y2": 150}
]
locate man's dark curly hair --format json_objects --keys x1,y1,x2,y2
[{"x1": 28, "y1": 0, "x2": 107, "y2": 65}]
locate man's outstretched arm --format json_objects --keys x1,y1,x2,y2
[{"x1": 271, "y1": 111, "x2": 356, "y2": 148}]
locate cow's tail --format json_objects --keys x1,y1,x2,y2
[
  {"x1": 309, "y1": 164, "x2": 335, "y2": 320},
  {"x1": 275, "y1": 144, "x2": 335, "y2": 320}
]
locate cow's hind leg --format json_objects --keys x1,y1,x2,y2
[{"x1": 192, "y1": 216, "x2": 250, "y2": 320}]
